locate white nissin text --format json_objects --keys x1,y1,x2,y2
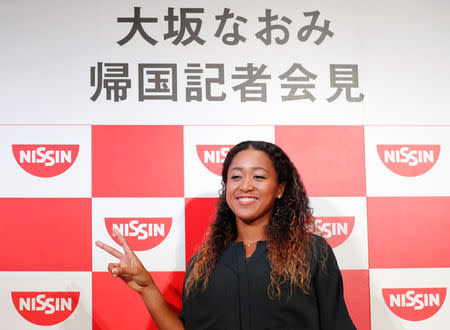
[
  {"x1": 383, "y1": 148, "x2": 434, "y2": 166},
  {"x1": 314, "y1": 219, "x2": 348, "y2": 238},
  {"x1": 19, "y1": 148, "x2": 71, "y2": 167},
  {"x1": 19, "y1": 295, "x2": 72, "y2": 314},
  {"x1": 389, "y1": 291, "x2": 440, "y2": 310},
  {"x1": 203, "y1": 147, "x2": 230, "y2": 163},
  {"x1": 113, "y1": 220, "x2": 165, "y2": 240}
]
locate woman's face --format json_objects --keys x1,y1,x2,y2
[{"x1": 226, "y1": 148, "x2": 285, "y2": 226}]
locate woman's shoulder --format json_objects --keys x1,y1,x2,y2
[
  {"x1": 308, "y1": 233, "x2": 336, "y2": 271},
  {"x1": 309, "y1": 233, "x2": 331, "y2": 254}
]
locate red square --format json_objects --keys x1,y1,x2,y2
[
  {"x1": 342, "y1": 269, "x2": 371, "y2": 330},
  {"x1": 275, "y1": 126, "x2": 366, "y2": 197},
  {"x1": 92, "y1": 125, "x2": 184, "y2": 197},
  {"x1": 92, "y1": 271, "x2": 184, "y2": 330},
  {"x1": 368, "y1": 197, "x2": 450, "y2": 268},
  {"x1": 0, "y1": 198, "x2": 91, "y2": 271},
  {"x1": 184, "y1": 198, "x2": 218, "y2": 265}
]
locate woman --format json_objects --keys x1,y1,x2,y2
[{"x1": 96, "y1": 141, "x2": 356, "y2": 330}]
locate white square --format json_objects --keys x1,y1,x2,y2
[
  {"x1": 365, "y1": 126, "x2": 450, "y2": 196},
  {"x1": 0, "y1": 271, "x2": 92, "y2": 330},
  {"x1": 310, "y1": 197, "x2": 368, "y2": 270},
  {"x1": 370, "y1": 268, "x2": 450, "y2": 330},
  {"x1": 0, "y1": 125, "x2": 91, "y2": 197},
  {"x1": 93, "y1": 198, "x2": 185, "y2": 272}
]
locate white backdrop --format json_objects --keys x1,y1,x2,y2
[{"x1": 1, "y1": 1, "x2": 450, "y2": 329}]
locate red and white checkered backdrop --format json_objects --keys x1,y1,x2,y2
[
  {"x1": 1, "y1": 1, "x2": 450, "y2": 329},
  {"x1": 1, "y1": 124, "x2": 450, "y2": 330}
]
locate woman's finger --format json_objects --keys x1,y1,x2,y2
[
  {"x1": 113, "y1": 229, "x2": 135, "y2": 257},
  {"x1": 95, "y1": 240, "x2": 124, "y2": 259},
  {"x1": 107, "y1": 262, "x2": 121, "y2": 272},
  {"x1": 120, "y1": 266, "x2": 139, "y2": 276},
  {"x1": 108, "y1": 265, "x2": 139, "y2": 278}
]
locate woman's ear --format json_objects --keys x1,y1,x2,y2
[{"x1": 277, "y1": 182, "x2": 286, "y2": 198}]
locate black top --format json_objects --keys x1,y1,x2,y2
[{"x1": 179, "y1": 235, "x2": 356, "y2": 330}]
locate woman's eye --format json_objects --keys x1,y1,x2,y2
[
  {"x1": 231, "y1": 175, "x2": 241, "y2": 179},
  {"x1": 254, "y1": 175, "x2": 265, "y2": 179}
]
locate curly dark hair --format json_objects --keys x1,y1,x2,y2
[{"x1": 184, "y1": 141, "x2": 316, "y2": 298}]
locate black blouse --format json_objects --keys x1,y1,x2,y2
[{"x1": 179, "y1": 235, "x2": 356, "y2": 330}]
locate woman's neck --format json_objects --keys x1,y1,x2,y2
[{"x1": 235, "y1": 218, "x2": 268, "y2": 243}]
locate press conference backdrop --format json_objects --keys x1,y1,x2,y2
[{"x1": 1, "y1": 1, "x2": 449, "y2": 329}]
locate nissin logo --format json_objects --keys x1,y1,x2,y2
[
  {"x1": 377, "y1": 145, "x2": 440, "y2": 177},
  {"x1": 12, "y1": 145, "x2": 79, "y2": 178},
  {"x1": 196, "y1": 145, "x2": 234, "y2": 176},
  {"x1": 105, "y1": 218, "x2": 172, "y2": 251},
  {"x1": 11, "y1": 291, "x2": 80, "y2": 326},
  {"x1": 313, "y1": 217, "x2": 355, "y2": 248},
  {"x1": 382, "y1": 288, "x2": 446, "y2": 321}
]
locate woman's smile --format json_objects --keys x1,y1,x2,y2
[{"x1": 236, "y1": 196, "x2": 258, "y2": 204}]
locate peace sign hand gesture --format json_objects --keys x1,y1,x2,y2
[
  {"x1": 95, "y1": 229, "x2": 184, "y2": 329},
  {"x1": 95, "y1": 229, "x2": 155, "y2": 294}
]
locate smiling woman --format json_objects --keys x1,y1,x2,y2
[
  {"x1": 96, "y1": 141, "x2": 356, "y2": 330},
  {"x1": 226, "y1": 149, "x2": 285, "y2": 240}
]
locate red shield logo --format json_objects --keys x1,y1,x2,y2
[
  {"x1": 196, "y1": 145, "x2": 234, "y2": 176},
  {"x1": 382, "y1": 288, "x2": 446, "y2": 321},
  {"x1": 12, "y1": 144, "x2": 79, "y2": 178},
  {"x1": 105, "y1": 218, "x2": 172, "y2": 251},
  {"x1": 313, "y1": 216, "x2": 355, "y2": 248},
  {"x1": 11, "y1": 291, "x2": 80, "y2": 326},
  {"x1": 377, "y1": 145, "x2": 440, "y2": 177}
]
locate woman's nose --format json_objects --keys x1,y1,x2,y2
[{"x1": 240, "y1": 176, "x2": 254, "y2": 191}]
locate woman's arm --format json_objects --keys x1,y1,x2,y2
[
  {"x1": 312, "y1": 236, "x2": 356, "y2": 330},
  {"x1": 96, "y1": 229, "x2": 184, "y2": 330}
]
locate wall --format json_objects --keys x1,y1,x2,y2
[{"x1": 1, "y1": 1, "x2": 449, "y2": 329}]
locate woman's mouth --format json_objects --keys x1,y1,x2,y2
[{"x1": 237, "y1": 197, "x2": 257, "y2": 204}]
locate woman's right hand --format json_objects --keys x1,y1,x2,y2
[
  {"x1": 95, "y1": 229, "x2": 184, "y2": 329},
  {"x1": 95, "y1": 229, "x2": 155, "y2": 294}
]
